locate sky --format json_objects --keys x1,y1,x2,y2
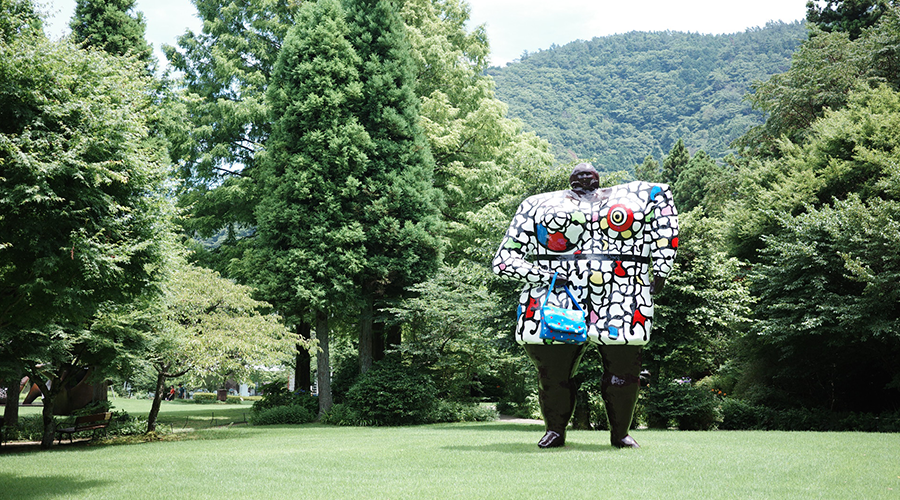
[{"x1": 44, "y1": 0, "x2": 808, "y2": 67}]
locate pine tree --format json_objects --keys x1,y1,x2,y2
[{"x1": 70, "y1": 0, "x2": 154, "y2": 69}]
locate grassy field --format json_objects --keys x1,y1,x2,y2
[
  {"x1": 13, "y1": 396, "x2": 254, "y2": 430},
  {"x1": 2, "y1": 399, "x2": 899, "y2": 499}
]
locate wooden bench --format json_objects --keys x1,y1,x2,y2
[{"x1": 55, "y1": 412, "x2": 112, "y2": 444}]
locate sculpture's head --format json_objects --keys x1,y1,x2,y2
[{"x1": 569, "y1": 162, "x2": 599, "y2": 194}]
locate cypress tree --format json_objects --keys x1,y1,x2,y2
[
  {"x1": 255, "y1": 0, "x2": 368, "y2": 414},
  {"x1": 70, "y1": 0, "x2": 154, "y2": 69},
  {"x1": 342, "y1": 0, "x2": 443, "y2": 373}
]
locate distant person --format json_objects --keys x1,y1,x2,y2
[{"x1": 492, "y1": 163, "x2": 679, "y2": 448}]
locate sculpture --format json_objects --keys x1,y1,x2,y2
[{"x1": 492, "y1": 163, "x2": 678, "y2": 448}]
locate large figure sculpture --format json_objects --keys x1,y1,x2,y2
[{"x1": 492, "y1": 163, "x2": 678, "y2": 448}]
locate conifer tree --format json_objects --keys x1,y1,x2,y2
[
  {"x1": 342, "y1": 0, "x2": 443, "y2": 373},
  {"x1": 70, "y1": 0, "x2": 154, "y2": 69},
  {"x1": 255, "y1": 0, "x2": 368, "y2": 414}
]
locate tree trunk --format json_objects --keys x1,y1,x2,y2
[
  {"x1": 39, "y1": 394, "x2": 56, "y2": 449},
  {"x1": 3, "y1": 374, "x2": 21, "y2": 429},
  {"x1": 373, "y1": 319, "x2": 385, "y2": 363},
  {"x1": 294, "y1": 322, "x2": 312, "y2": 392},
  {"x1": 146, "y1": 367, "x2": 167, "y2": 433},
  {"x1": 28, "y1": 368, "x2": 62, "y2": 449},
  {"x1": 315, "y1": 311, "x2": 332, "y2": 418},
  {"x1": 359, "y1": 296, "x2": 374, "y2": 375}
]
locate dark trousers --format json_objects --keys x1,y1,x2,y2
[{"x1": 523, "y1": 343, "x2": 643, "y2": 443}]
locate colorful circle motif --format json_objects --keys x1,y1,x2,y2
[{"x1": 607, "y1": 204, "x2": 634, "y2": 232}]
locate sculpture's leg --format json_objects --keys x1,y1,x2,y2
[
  {"x1": 523, "y1": 343, "x2": 587, "y2": 448},
  {"x1": 599, "y1": 345, "x2": 643, "y2": 448}
]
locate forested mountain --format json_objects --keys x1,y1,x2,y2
[{"x1": 488, "y1": 21, "x2": 807, "y2": 171}]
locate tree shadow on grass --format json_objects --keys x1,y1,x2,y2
[{"x1": 0, "y1": 472, "x2": 108, "y2": 499}]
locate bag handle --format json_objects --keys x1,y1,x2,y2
[{"x1": 542, "y1": 272, "x2": 586, "y2": 313}]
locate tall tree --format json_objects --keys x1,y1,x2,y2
[
  {"x1": 0, "y1": 33, "x2": 174, "y2": 447},
  {"x1": 70, "y1": 0, "x2": 154, "y2": 70},
  {"x1": 255, "y1": 0, "x2": 367, "y2": 415},
  {"x1": 342, "y1": 0, "x2": 443, "y2": 374},
  {"x1": 807, "y1": 0, "x2": 896, "y2": 39}
]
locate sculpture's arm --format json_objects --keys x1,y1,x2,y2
[{"x1": 648, "y1": 184, "x2": 679, "y2": 294}]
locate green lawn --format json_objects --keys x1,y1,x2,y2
[
  {"x1": 1, "y1": 406, "x2": 899, "y2": 500},
  {"x1": 13, "y1": 396, "x2": 254, "y2": 430}
]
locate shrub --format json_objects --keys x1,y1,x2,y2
[
  {"x1": 344, "y1": 361, "x2": 438, "y2": 426},
  {"x1": 251, "y1": 385, "x2": 318, "y2": 416},
  {"x1": 192, "y1": 392, "x2": 218, "y2": 403},
  {"x1": 431, "y1": 401, "x2": 499, "y2": 423},
  {"x1": 251, "y1": 405, "x2": 316, "y2": 425},
  {"x1": 719, "y1": 398, "x2": 772, "y2": 430},
  {"x1": 320, "y1": 403, "x2": 363, "y2": 426},
  {"x1": 644, "y1": 378, "x2": 719, "y2": 430}
]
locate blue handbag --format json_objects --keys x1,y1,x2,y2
[{"x1": 539, "y1": 272, "x2": 587, "y2": 344}]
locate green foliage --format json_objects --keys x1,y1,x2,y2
[
  {"x1": 70, "y1": 0, "x2": 154, "y2": 69},
  {"x1": 251, "y1": 384, "x2": 318, "y2": 416},
  {"x1": 319, "y1": 403, "x2": 363, "y2": 426},
  {"x1": 644, "y1": 208, "x2": 753, "y2": 381},
  {"x1": 191, "y1": 393, "x2": 217, "y2": 403},
  {"x1": 806, "y1": 0, "x2": 896, "y2": 39},
  {"x1": 739, "y1": 11, "x2": 900, "y2": 156},
  {"x1": 0, "y1": 33, "x2": 171, "y2": 333},
  {"x1": 644, "y1": 379, "x2": 719, "y2": 430},
  {"x1": 251, "y1": 405, "x2": 316, "y2": 425},
  {"x1": 430, "y1": 401, "x2": 498, "y2": 423},
  {"x1": 387, "y1": 263, "x2": 511, "y2": 400},
  {"x1": 742, "y1": 196, "x2": 900, "y2": 411},
  {"x1": 719, "y1": 397, "x2": 900, "y2": 431},
  {"x1": 344, "y1": 361, "x2": 438, "y2": 426},
  {"x1": 0, "y1": 0, "x2": 42, "y2": 44},
  {"x1": 488, "y1": 23, "x2": 807, "y2": 170}
]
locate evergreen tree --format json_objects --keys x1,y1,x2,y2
[
  {"x1": 661, "y1": 139, "x2": 691, "y2": 185},
  {"x1": 806, "y1": 0, "x2": 896, "y2": 39},
  {"x1": 255, "y1": 0, "x2": 369, "y2": 414},
  {"x1": 70, "y1": 0, "x2": 154, "y2": 69},
  {"x1": 342, "y1": 0, "x2": 443, "y2": 373}
]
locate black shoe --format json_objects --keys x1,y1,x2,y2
[
  {"x1": 611, "y1": 435, "x2": 640, "y2": 449},
  {"x1": 538, "y1": 430, "x2": 565, "y2": 448}
]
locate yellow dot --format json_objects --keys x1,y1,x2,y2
[
  {"x1": 657, "y1": 238, "x2": 669, "y2": 248},
  {"x1": 622, "y1": 230, "x2": 632, "y2": 239},
  {"x1": 600, "y1": 219, "x2": 608, "y2": 230},
  {"x1": 590, "y1": 272, "x2": 604, "y2": 285}
]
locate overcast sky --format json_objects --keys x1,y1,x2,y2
[{"x1": 44, "y1": 0, "x2": 808, "y2": 67}]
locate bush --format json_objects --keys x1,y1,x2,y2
[
  {"x1": 431, "y1": 401, "x2": 499, "y2": 423},
  {"x1": 251, "y1": 384, "x2": 318, "y2": 416},
  {"x1": 192, "y1": 392, "x2": 218, "y2": 403},
  {"x1": 344, "y1": 361, "x2": 438, "y2": 426},
  {"x1": 719, "y1": 399, "x2": 900, "y2": 432},
  {"x1": 320, "y1": 403, "x2": 363, "y2": 426},
  {"x1": 719, "y1": 398, "x2": 772, "y2": 430},
  {"x1": 644, "y1": 378, "x2": 719, "y2": 430},
  {"x1": 251, "y1": 405, "x2": 316, "y2": 425}
]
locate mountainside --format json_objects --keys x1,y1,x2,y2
[{"x1": 487, "y1": 21, "x2": 807, "y2": 171}]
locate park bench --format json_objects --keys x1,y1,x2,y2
[{"x1": 55, "y1": 412, "x2": 112, "y2": 444}]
